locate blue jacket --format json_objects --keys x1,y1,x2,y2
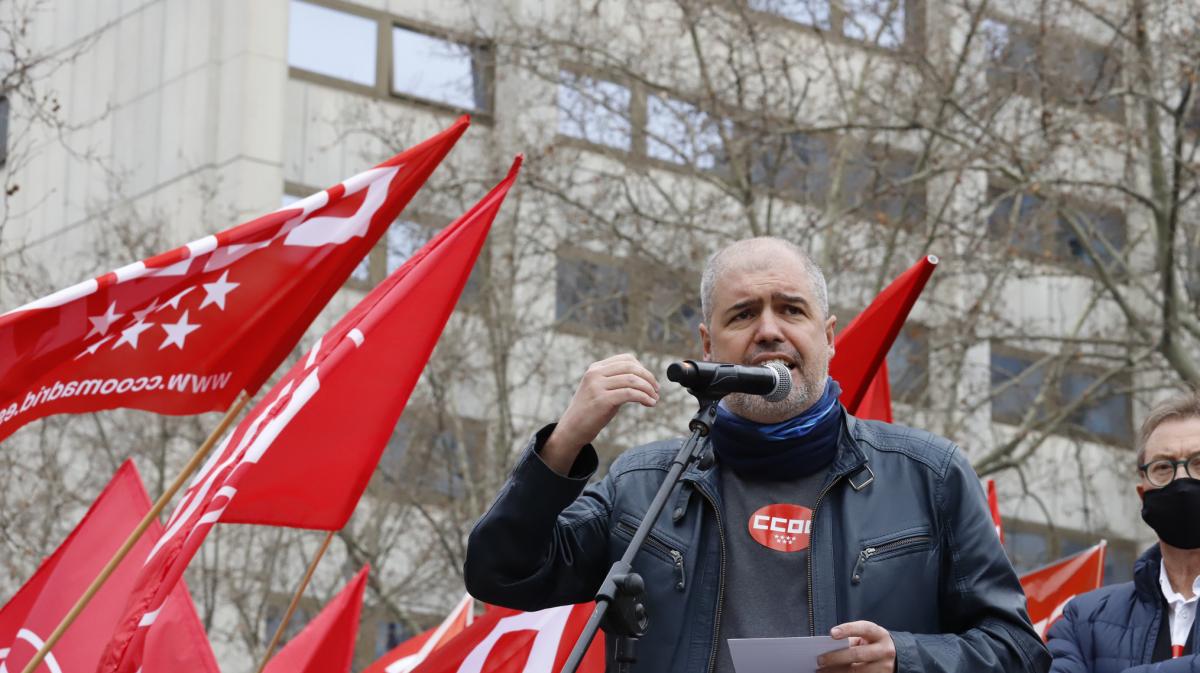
[
  {"x1": 1049, "y1": 545, "x2": 1200, "y2": 673},
  {"x1": 464, "y1": 414, "x2": 1049, "y2": 673}
]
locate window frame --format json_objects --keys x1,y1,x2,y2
[
  {"x1": 985, "y1": 181, "x2": 1128, "y2": 275},
  {"x1": 286, "y1": 0, "x2": 494, "y2": 120},
  {"x1": 745, "y1": 0, "x2": 927, "y2": 54},
  {"x1": 989, "y1": 343, "x2": 1134, "y2": 448},
  {"x1": 980, "y1": 13, "x2": 1124, "y2": 122},
  {"x1": 554, "y1": 63, "x2": 733, "y2": 177},
  {"x1": 554, "y1": 245, "x2": 705, "y2": 356}
]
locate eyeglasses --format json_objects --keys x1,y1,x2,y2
[{"x1": 1139, "y1": 453, "x2": 1200, "y2": 487}]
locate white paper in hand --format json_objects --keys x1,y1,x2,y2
[{"x1": 728, "y1": 635, "x2": 847, "y2": 673}]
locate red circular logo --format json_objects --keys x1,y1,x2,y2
[{"x1": 747, "y1": 504, "x2": 813, "y2": 552}]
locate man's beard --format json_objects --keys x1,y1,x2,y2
[{"x1": 723, "y1": 347, "x2": 829, "y2": 424}]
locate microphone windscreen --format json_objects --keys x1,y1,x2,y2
[{"x1": 762, "y1": 360, "x2": 792, "y2": 402}]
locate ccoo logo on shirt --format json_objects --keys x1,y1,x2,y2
[{"x1": 747, "y1": 503, "x2": 813, "y2": 552}]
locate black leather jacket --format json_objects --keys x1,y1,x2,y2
[{"x1": 465, "y1": 413, "x2": 1050, "y2": 673}]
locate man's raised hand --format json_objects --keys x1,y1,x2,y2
[{"x1": 541, "y1": 354, "x2": 660, "y2": 475}]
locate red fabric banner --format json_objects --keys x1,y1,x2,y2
[
  {"x1": 1021, "y1": 542, "x2": 1106, "y2": 640},
  {"x1": 262, "y1": 566, "x2": 369, "y2": 673},
  {"x1": 0, "y1": 117, "x2": 468, "y2": 443},
  {"x1": 0, "y1": 461, "x2": 217, "y2": 673},
  {"x1": 830, "y1": 255, "x2": 937, "y2": 414},
  {"x1": 97, "y1": 158, "x2": 522, "y2": 673},
  {"x1": 407, "y1": 603, "x2": 605, "y2": 673},
  {"x1": 986, "y1": 479, "x2": 1004, "y2": 543},
  {"x1": 364, "y1": 593, "x2": 475, "y2": 673},
  {"x1": 854, "y1": 361, "x2": 894, "y2": 423}
]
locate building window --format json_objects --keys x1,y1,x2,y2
[
  {"x1": 0, "y1": 95, "x2": 8, "y2": 167},
  {"x1": 264, "y1": 602, "x2": 314, "y2": 647},
  {"x1": 555, "y1": 248, "x2": 704, "y2": 353},
  {"x1": 556, "y1": 253, "x2": 630, "y2": 333},
  {"x1": 378, "y1": 410, "x2": 488, "y2": 502},
  {"x1": 747, "y1": 132, "x2": 926, "y2": 227},
  {"x1": 556, "y1": 69, "x2": 732, "y2": 173},
  {"x1": 557, "y1": 70, "x2": 633, "y2": 151},
  {"x1": 644, "y1": 273, "x2": 703, "y2": 352},
  {"x1": 843, "y1": 149, "x2": 927, "y2": 226},
  {"x1": 749, "y1": 0, "x2": 913, "y2": 49},
  {"x1": 1003, "y1": 520, "x2": 1137, "y2": 586},
  {"x1": 748, "y1": 0, "x2": 833, "y2": 29},
  {"x1": 990, "y1": 346, "x2": 1133, "y2": 447},
  {"x1": 752, "y1": 132, "x2": 834, "y2": 204},
  {"x1": 840, "y1": 0, "x2": 906, "y2": 49},
  {"x1": 645, "y1": 95, "x2": 727, "y2": 170},
  {"x1": 392, "y1": 25, "x2": 490, "y2": 112},
  {"x1": 987, "y1": 185, "x2": 1127, "y2": 271},
  {"x1": 287, "y1": 0, "x2": 378, "y2": 87},
  {"x1": 375, "y1": 618, "x2": 416, "y2": 657},
  {"x1": 886, "y1": 322, "x2": 929, "y2": 404},
  {"x1": 983, "y1": 16, "x2": 1122, "y2": 118}
]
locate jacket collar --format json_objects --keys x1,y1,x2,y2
[
  {"x1": 1133, "y1": 543, "x2": 1165, "y2": 603},
  {"x1": 681, "y1": 405, "x2": 871, "y2": 499}
]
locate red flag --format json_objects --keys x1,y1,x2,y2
[
  {"x1": 830, "y1": 255, "x2": 937, "y2": 413},
  {"x1": 407, "y1": 603, "x2": 604, "y2": 673},
  {"x1": 364, "y1": 593, "x2": 475, "y2": 673},
  {"x1": 986, "y1": 479, "x2": 1004, "y2": 543},
  {"x1": 0, "y1": 117, "x2": 468, "y2": 443},
  {"x1": 262, "y1": 566, "x2": 369, "y2": 673},
  {"x1": 855, "y1": 362, "x2": 894, "y2": 422},
  {"x1": 98, "y1": 159, "x2": 523, "y2": 673},
  {"x1": 0, "y1": 461, "x2": 217, "y2": 673},
  {"x1": 1021, "y1": 541, "x2": 1106, "y2": 640}
]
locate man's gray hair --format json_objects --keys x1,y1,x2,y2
[
  {"x1": 1137, "y1": 388, "x2": 1200, "y2": 466},
  {"x1": 700, "y1": 237, "x2": 829, "y2": 325}
]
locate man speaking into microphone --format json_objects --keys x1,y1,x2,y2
[{"x1": 464, "y1": 237, "x2": 1048, "y2": 673}]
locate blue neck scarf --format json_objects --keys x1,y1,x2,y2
[{"x1": 709, "y1": 378, "x2": 843, "y2": 480}]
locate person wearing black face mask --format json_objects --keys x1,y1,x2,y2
[{"x1": 1048, "y1": 390, "x2": 1200, "y2": 673}]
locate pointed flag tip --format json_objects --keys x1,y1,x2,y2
[
  {"x1": 455, "y1": 114, "x2": 471, "y2": 128},
  {"x1": 926, "y1": 254, "x2": 939, "y2": 265},
  {"x1": 508, "y1": 154, "x2": 525, "y2": 175}
]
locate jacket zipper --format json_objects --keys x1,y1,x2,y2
[
  {"x1": 851, "y1": 535, "x2": 932, "y2": 584},
  {"x1": 807, "y1": 474, "x2": 847, "y2": 636},
  {"x1": 695, "y1": 483, "x2": 726, "y2": 673},
  {"x1": 615, "y1": 521, "x2": 686, "y2": 591}
]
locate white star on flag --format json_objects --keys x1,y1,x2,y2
[
  {"x1": 200, "y1": 272, "x2": 239, "y2": 311},
  {"x1": 132, "y1": 299, "x2": 161, "y2": 322},
  {"x1": 159, "y1": 311, "x2": 201, "y2": 350},
  {"x1": 75, "y1": 335, "x2": 116, "y2": 359},
  {"x1": 158, "y1": 287, "x2": 195, "y2": 312},
  {"x1": 87, "y1": 302, "x2": 125, "y2": 338},
  {"x1": 112, "y1": 320, "x2": 155, "y2": 350}
]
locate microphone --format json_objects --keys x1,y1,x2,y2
[{"x1": 666, "y1": 360, "x2": 792, "y2": 402}]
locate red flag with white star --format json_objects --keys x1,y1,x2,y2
[
  {"x1": 96, "y1": 157, "x2": 523, "y2": 673},
  {"x1": 0, "y1": 117, "x2": 468, "y2": 443},
  {"x1": 0, "y1": 461, "x2": 218, "y2": 673}
]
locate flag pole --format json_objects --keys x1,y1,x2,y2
[
  {"x1": 20, "y1": 391, "x2": 252, "y2": 673},
  {"x1": 255, "y1": 529, "x2": 337, "y2": 672}
]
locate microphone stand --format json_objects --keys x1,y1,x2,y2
[{"x1": 560, "y1": 388, "x2": 723, "y2": 673}]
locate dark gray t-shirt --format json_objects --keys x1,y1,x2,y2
[{"x1": 714, "y1": 465, "x2": 828, "y2": 673}]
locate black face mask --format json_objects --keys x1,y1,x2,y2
[{"x1": 1141, "y1": 478, "x2": 1200, "y2": 550}]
